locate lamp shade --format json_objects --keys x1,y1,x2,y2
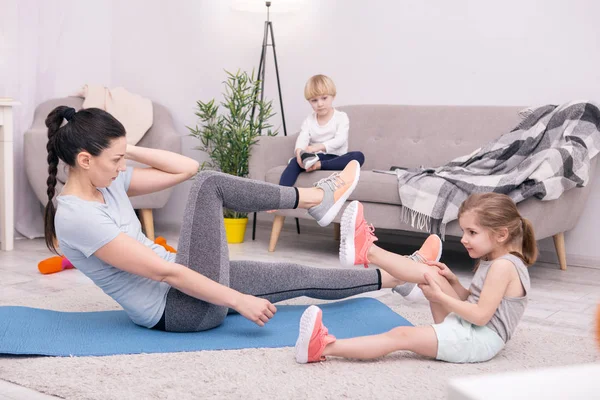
[{"x1": 231, "y1": 0, "x2": 302, "y2": 13}]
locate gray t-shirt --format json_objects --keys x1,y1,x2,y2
[
  {"x1": 467, "y1": 253, "x2": 530, "y2": 343},
  {"x1": 55, "y1": 167, "x2": 174, "y2": 328}
]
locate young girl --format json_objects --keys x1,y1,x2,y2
[
  {"x1": 279, "y1": 74, "x2": 365, "y2": 187},
  {"x1": 295, "y1": 194, "x2": 537, "y2": 364},
  {"x1": 44, "y1": 105, "x2": 415, "y2": 332}
]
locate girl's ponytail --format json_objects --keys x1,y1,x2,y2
[{"x1": 520, "y1": 217, "x2": 538, "y2": 266}]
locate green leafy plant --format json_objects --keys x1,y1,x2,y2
[{"x1": 188, "y1": 69, "x2": 277, "y2": 218}]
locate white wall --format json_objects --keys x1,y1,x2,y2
[
  {"x1": 0, "y1": 0, "x2": 113, "y2": 239},
  {"x1": 4, "y1": 0, "x2": 600, "y2": 265}
]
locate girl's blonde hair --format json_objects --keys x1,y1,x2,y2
[
  {"x1": 458, "y1": 193, "x2": 538, "y2": 266},
  {"x1": 304, "y1": 75, "x2": 336, "y2": 100}
]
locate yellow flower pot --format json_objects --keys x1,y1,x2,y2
[{"x1": 224, "y1": 217, "x2": 248, "y2": 244}]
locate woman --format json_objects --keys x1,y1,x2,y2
[{"x1": 44, "y1": 105, "x2": 404, "y2": 332}]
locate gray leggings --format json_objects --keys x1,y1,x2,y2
[{"x1": 162, "y1": 171, "x2": 381, "y2": 332}]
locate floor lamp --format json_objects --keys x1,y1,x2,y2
[{"x1": 251, "y1": 1, "x2": 301, "y2": 240}]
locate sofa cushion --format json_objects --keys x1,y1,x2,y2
[
  {"x1": 337, "y1": 105, "x2": 523, "y2": 172},
  {"x1": 266, "y1": 166, "x2": 402, "y2": 206}
]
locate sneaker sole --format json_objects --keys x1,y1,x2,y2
[
  {"x1": 303, "y1": 157, "x2": 320, "y2": 169},
  {"x1": 432, "y1": 235, "x2": 443, "y2": 262},
  {"x1": 339, "y1": 200, "x2": 359, "y2": 267},
  {"x1": 295, "y1": 305, "x2": 321, "y2": 364},
  {"x1": 317, "y1": 160, "x2": 361, "y2": 227}
]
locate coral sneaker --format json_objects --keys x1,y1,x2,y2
[
  {"x1": 414, "y1": 234, "x2": 443, "y2": 264},
  {"x1": 393, "y1": 234, "x2": 443, "y2": 297},
  {"x1": 339, "y1": 200, "x2": 378, "y2": 268},
  {"x1": 308, "y1": 160, "x2": 361, "y2": 227},
  {"x1": 295, "y1": 305, "x2": 336, "y2": 364}
]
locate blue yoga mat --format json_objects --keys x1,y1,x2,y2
[{"x1": 0, "y1": 298, "x2": 412, "y2": 357}]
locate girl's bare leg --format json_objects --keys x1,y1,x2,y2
[{"x1": 323, "y1": 325, "x2": 438, "y2": 360}]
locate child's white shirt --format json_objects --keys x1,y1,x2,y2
[{"x1": 294, "y1": 109, "x2": 349, "y2": 156}]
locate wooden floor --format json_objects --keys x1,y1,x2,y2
[{"x1": 1, "y1": 222, "x2": 599, "y2": 399}]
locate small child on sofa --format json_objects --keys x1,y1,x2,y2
[{"x1": 279, "y1": 74, "x2": 365, "y2": 187}]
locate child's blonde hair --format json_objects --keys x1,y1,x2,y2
[
  {"x1": 304, "y1": 75, "x2": 337, "y2": 100},
  {"x1": 458, "y1": 193, "x2": 538, "y2": 266}
]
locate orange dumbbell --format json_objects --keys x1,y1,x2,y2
[{"x1": 38, "y1": 256, "x2": 75, "y2": 275}]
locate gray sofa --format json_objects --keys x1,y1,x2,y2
[
  {"x1": 24, "y1": 97, "x2": 182, "y2": 240},
  {"x1": 249, "y1": 104, "x2": 599, "y2": 270}
]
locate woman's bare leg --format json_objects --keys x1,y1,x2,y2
[
  {"x1": 368, "y1": 244, "x2": 457, "y2": 323},
  {"x1": 339, "y1": 201, "x2": 459, "y2": 323}
]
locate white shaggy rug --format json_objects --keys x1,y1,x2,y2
[{"x1": 0, "y1": 284, "x2": 598, "y2": 400}]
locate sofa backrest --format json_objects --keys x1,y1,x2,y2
[
  {"x1": 338, "y1": 104, "x2": 523, "y2": 170},
  {"x1": 32, "y1": 97, "x2": 176, "y2": 149}
]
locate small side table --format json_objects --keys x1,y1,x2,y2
[{"x1": 0, "y1": 98, "x2": 19, "y2": 251}]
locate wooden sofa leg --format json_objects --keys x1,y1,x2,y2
[
  {"x1": 139, "y1": 209, "x2": 155, "y2": 241},
  {"x1": 269, "y1": 215, "x2": 285, "y2": 252},
  {"x1": 552, "y1": 232, "x2": 567, "y2": 271},
  {"x1": 333, "y1": 222, "x2": 341, "y2": 241}
]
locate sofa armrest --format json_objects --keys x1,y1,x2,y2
[{"x1": 249, "y1": 134, "x2": 297, "y2": 181}]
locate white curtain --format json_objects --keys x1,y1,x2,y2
[
  {"x1": 0, "y1": 0, "x2": 112, "y2": 239},
  {"x1": 2, "y1": 0, "x2": 46, "y2": 239}
]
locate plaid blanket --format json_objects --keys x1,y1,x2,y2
[{"x1": 392, "y1": 101, "x2": 600, "y2": 237}]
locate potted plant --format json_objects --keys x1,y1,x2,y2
[{"x1": 188, "y1": 69, "x2": 277, "y2": 243}]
